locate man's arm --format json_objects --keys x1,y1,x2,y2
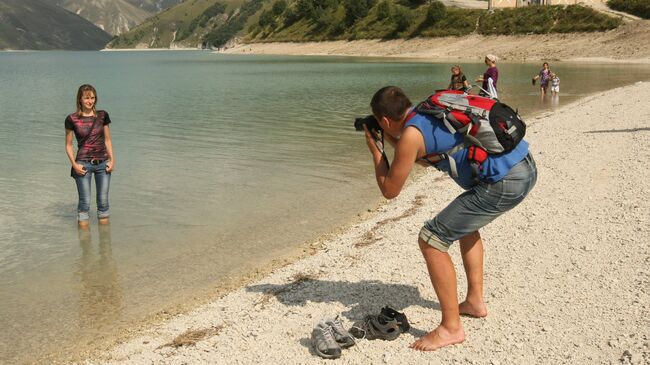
[{"x1": 365, "y1": 126, "x2": 420, "y2": 199}]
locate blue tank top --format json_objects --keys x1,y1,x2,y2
[{"x1": 405, "y1": 112, "x2": 529, "y2": 190}]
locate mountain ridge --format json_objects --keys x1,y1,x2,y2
[
  {"x1": 49, "y1": 0, "x2": 184, "y2": 35},
  {"x1": 0, "y1": 0, "x2": 112, "y2": 50}
]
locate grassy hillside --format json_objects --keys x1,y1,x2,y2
[
  {"x1": 248, "y1": 1, "x2": 622, "y2": 42},
  {"x1": 0, "y1": 0, "x2": 112, "y2": 50},
  {"x1": 108, "y1": 0, "x2": 251, "y2": 48},
  {"x1": 108, "y1": 0, "x2": 623, "y2": 49}
]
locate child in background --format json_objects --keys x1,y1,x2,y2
[
  {"x1": 448, "y1": 65, "x2": 470, "y2": 92},
  {"x1": 550, "y1": 72, "x2": 560, "y2": 96}
]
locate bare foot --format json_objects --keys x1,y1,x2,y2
[
  {"x1": 409, "y1": 325, "x2": 465, "y2": 351},
  {"x1": 98, "y1": 217, "x2": 110, "y2": 225},
  {"x1": 459, "y1": 300, "x2": 488, "y2": 318},
  {"x1": 78, "y1": 220, "x2": 89, "y2": 228}
]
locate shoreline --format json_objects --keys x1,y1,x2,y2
[
  {"x1": 217, "y1": 20, "x2": 650, "y2": 64},
  {"x1": 84, "y1": 82, "x2": 650, "y2": 364}
]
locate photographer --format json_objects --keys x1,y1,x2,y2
[{"x1": 361, "y1": 86, "x2": 536, "y2": 351}]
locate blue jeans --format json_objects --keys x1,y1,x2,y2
[
  {"x1": 73, "y1": 160, "x2": 111, "y2": 221},
  {"x1": 419, "y1": 154, "x2": 537, "y2": 252}
]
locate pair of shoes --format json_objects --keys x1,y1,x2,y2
[
  {"x1": 349, "y1": 306, "x2": 410, "y2": 341},
  {"x1": 311, "y1": 317, "x2": 355, "y2": 359}
]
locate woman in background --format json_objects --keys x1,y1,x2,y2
[
  {"x1": 532, "y1": 62, "x2": 551, "y2": 98},
  {"x1": 65, "y1": 84, "x2": 115, "y2": 227},
  {"x1": 476, "y1": 54, "x2": 499, "y2": 98}
]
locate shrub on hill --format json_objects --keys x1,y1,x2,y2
[
  {"x1": 479, "y1": 5, "x2": 621, "y2": 35},
  {"x1": 246, "y1": 1, "x2": 621, "y2": 43},
  {"x1": 607, "y1": 0, "x2": 650, "y2": 19}
]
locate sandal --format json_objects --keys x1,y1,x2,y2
[{"x1": 349, "y1": 306, "x2": 409, "y2": 341}]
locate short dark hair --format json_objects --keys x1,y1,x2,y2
[{"x1": 370, "y1": 86, "x2": 412, "y2": 121}]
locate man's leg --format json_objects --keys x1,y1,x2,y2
[
  {"x1": 410, "y1": 238, "x2": 465, "y2": 351},
  {"x1": 459, "y1": 231, "x2": 488, "y2": 318}
]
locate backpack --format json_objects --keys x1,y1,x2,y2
[{"x1": 413, "y1": 90, "x2": 526, "y2": 180}]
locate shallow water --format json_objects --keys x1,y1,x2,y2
[{"x1": 0, "y1": 51, "x2": 648, "y2": 363}]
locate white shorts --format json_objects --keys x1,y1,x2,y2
[{"x1": 551, "y1": 85, "x2": 560, "y2": 93}]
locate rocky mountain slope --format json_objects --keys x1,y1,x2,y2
[
  {"x1": 49, "y1": 0, "x2": 183, "y2": 35},
  {"x1": 107, "y1": 0, "x2": 250, "y2": 49},
  {"x1": 53, "y1": 0, "x2": 150, "y2": 35},
  {"x1": 0, "y1": 0, "x2": 112, "y2": 50}
]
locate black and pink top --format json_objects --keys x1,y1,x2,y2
[{"x1": 65, "y1": 110, "x2": 111, "y2": 161}]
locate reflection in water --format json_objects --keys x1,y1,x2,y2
[
  {"x1": 551, "y1": 94, "x2": 560, "y2": 109},
  {"x1": 75, "y1": 224, "x2": 123, "y2": 334}
]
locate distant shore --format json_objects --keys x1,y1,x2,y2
[
  {"x1": 101, "y1": 47, "x2": 202, "y2": 52},
  {"x1": 218, "y1": 20, "x2": 650, "y2": 64},
  {"x1": 85, "y1": 80, "x2": 650, "y2": 364}
]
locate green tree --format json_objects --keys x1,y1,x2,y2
[
  {"x1": 376, "y1": 0, "x2": 391, "y2": 20},
  {"x1": 424, "y1": 1, "x2": 446, "y2": 26},
  {"x1": 392, "y1": 6, "x2": 410, "y2": 33},
  {"x1": 258, "y1": 10, "x2": 276, "y2": 28},
  {"x1": 271, "y1": 0, "x2": 288, "y2": 16},
  {"x1": 296, "y1": 0, "x2": 316, "y2": 19},
  {"x1": 343, "y1": 0, "x2": 375, "y2": 26},
  {"x1": 400, "y1": 0, "x2": 428, "y2": 8}
]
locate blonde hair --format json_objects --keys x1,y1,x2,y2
[{"x1": 76, "y1": 84, "x2": 97, "y2": 116}]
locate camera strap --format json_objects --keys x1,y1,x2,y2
[{"x1": 376, "y1": 130, "x2": 389, "y2": 170}]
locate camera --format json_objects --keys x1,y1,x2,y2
[{"x1": 354, "y1": 115, "x2": 382, "y2": 132}]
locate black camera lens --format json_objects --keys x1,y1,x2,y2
[{"x1": 354, "y1": 115, "x2": 381, "y2": 132}]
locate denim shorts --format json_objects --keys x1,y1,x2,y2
[{"x1": 419, "y1": 153, "x2": 537, "y2": 252}]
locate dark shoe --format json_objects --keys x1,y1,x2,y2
[
  {"x1": 311, "y1": 320, "x2": 342, "y2": 359},
  {"x1": 380, "y1": 306, "x2": 410, "y2": 333},
  {"x1": 349, "y1": 313, "x2": 401, "y2": 341}
]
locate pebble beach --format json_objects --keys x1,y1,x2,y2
[{"x1": 84, "y1": 80, "x2": 650, "y2": 364}]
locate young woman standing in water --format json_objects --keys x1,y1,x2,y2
[{"x1": 65, "y1": 84, "x2": 115, "y2": 227}]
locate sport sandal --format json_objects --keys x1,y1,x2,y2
[
  {"x1": 311, "y1": 320, "x2": 342, "y2": 359},
  {"x1": 380, "y1": 306, "x2": 410, "y2": 333},
  {"x1": 325, "y1": 316, "x2": 355, "y2": 349},
  {"x1": 349, "y1": 313, "x2": 401, "y2": 341}
]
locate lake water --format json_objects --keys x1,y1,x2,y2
[{"x1": 1, "y1": 51, "x2": 649, "y2": 363}]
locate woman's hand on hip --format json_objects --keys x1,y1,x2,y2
[
  {"x1": 73, "y1": 162, "x2": 86, "y2": 176},
  {"x1": 106, "y1": 160, "x2": 114, "y2": 173}
]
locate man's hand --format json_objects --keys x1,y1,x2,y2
[{"x1": 363, "y1": 125, "x2": 383, "y2": 159}]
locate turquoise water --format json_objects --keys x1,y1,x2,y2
[{"x1": 0, "y1": 51, "x2": 649, "y2": 363}]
